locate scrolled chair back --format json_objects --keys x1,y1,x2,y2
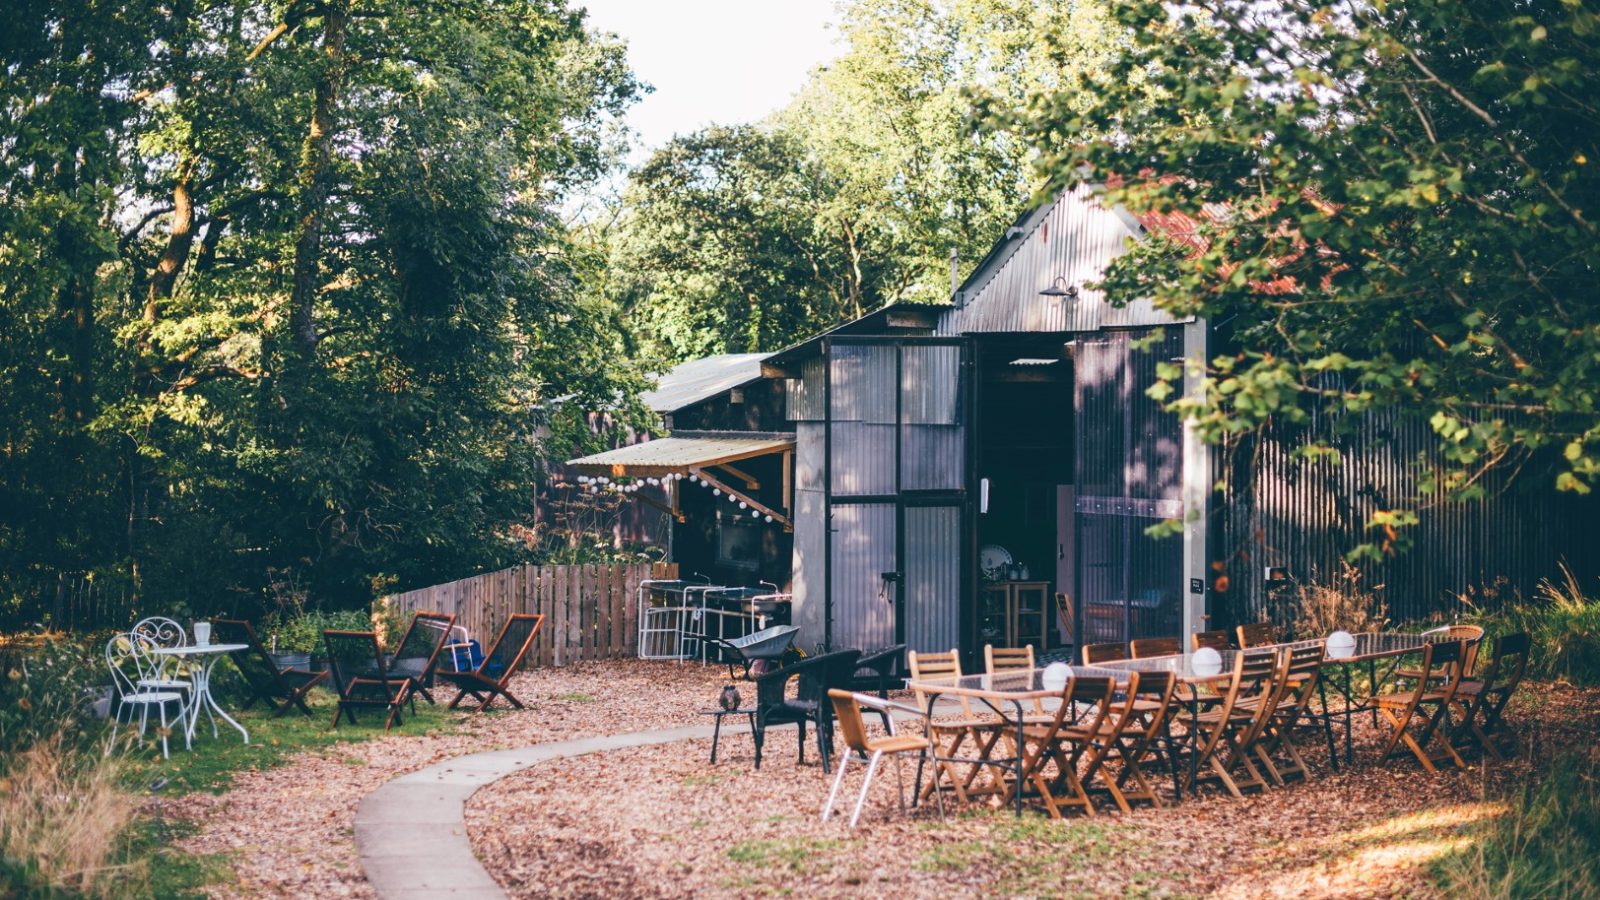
[{"x1": 132, "y1": 616, "x2": 188, "y2": 649}]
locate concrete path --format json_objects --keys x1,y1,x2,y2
[
  {"x1": 354, "y1": 722, "x2": 722, "y2": 899},
  {"x1": 354, "y1": 703, "x2": 952, "y2": 898}
]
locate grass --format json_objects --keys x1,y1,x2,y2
[
  {"x1": 1433, "y1": 754, "x2": 1600, "y2": 899},
  {"x1": 726, "y1": 836, "x2": 844, "y2": 872},
  {"x1": 1471, "y1": 564, "x2": 1600, "y2": 686},
  {"x1": 553, "y1": 691, "x2": 598, "y2": 703},
  {"x1": 916, "y1": 812, "x2": 1147, "y2": 889},
  {"x1": 120, "y1": 688, "x2": 456, "y2": 796}
]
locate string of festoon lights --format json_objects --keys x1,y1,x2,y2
[{"x1": 574, "y1": 472, "x2": 775, "y2": 523}]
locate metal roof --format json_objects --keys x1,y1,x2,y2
[
  {"x1": 567, "y1": 435, "x2": 794, "y2": 477},
  {"x1": 641, "y1": 354, "x2": 767, "y2": 413}
]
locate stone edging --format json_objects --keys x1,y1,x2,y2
[{"x1": 354, "y1": 722, "x2": 721, "y2": 899}]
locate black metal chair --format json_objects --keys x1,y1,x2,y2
[
  {"x1": 853, "y1": 644, "x2": 906, "y2": 730},
  {"x1": 752, "y1": 649, "x2": 862, "y2": 773}
]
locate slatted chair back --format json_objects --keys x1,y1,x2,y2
[
  {"x1": 1236, "y1": 622, "x2": 1281, "y2": 648},
  {"x1": 1426, "y1": 623, "x2": 1487, "y2": 673},
  {"x1": 908, "y1": 649, "x2": 978, "y2": 718},
  {"x1": 1191, "y1": 630, "x2": 1232, "y2": 652},
  {"x1": 1130, "y1": 637, "x2": 1182, "y2": 659},
  {"x1": 985, "y1": 645, "x2": 1043, "y2": 715},
  {"x1": 1081, "y1": 641, "x2": 1127, "y2": 665},
  {"x1": 1374, "y1": 639, "x2": 1468, "y2": 771}
]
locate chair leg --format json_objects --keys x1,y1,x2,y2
[
  {"x1": 500, "y1": 687, "x2": 525, "y2": 710},
  {"x1": 849, "y1": 751, "x2": 884, "y2": 828},
  {"x1": 821, "y1": 749, "x2": 852, "y2": 823},
  {"x1": 157, "y1": 702, "x2": 170, "y2": 759}
]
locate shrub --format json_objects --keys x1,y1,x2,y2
[
  {"x1": 1289, "y1": 561, "x2": 1389, "y2": 638},
  {"x1": 1473, "y1": 564, "x2": 1600, "y2": 686},
  {"x1": 0, "y1": 631, "x2": 105, "y2": 755},
  {"x1": 258, "y1": 608, "x2": 380, "y2": 655},
  {"x1": 1434, "y1": 755, "x2": 1600, "y2": 899},
  {"x1": 0, "y1": 732, "x2": 141, "y2": 897}
]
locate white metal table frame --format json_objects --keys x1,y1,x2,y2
[{"x1": 154, "y1": 643, "x2": 250, "y2": 745}]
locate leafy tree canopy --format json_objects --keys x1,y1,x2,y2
[{"x1": 1008, "y1": 0, "x2": 1600, "y2": 499}]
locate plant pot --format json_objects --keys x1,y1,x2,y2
[
  {"x1": 308, "y1": 653, "x2": 329, "y2": 674},
  {"x1": 269, "y1": 652, "x2": 312, "y2": 671}
]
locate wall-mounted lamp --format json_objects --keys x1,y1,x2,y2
[{"x1": 1039, "y1": 276, "x2": 1078, "y2": 300}]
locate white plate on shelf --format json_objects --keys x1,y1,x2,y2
[{"x1": 979, "y1": 544, "x2": 1013, "y2": 579}]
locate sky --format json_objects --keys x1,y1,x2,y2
[{"x1": 577, "y1": 0, "x2": 842, "y2": 156}]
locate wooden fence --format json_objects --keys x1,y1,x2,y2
[{"x1": 378, "y1": 561, "x2": 677, "y2": 668}]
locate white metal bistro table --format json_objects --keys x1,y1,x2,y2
[{"x1": 153, "y1": 643, "x2": 250, "y2": 745}]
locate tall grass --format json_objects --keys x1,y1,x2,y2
[
  {"x1": 1289, "y1": 561, "x2": 1390, "y2": 637},
  {"x1": 0, "y1": 733, "x2": 143, "y2": 897},
  {"x1": 1472, "y1": 563, "x2": 1600, "y2": 686},
  {"x1": 1434, "y1": 755, "x2": 1600, "y2": 899}
]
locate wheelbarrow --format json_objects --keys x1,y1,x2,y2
[{"x1": 706, "y1": 625, "x2": 802, "y2": 681}]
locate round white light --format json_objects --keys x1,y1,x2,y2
[
  {"x1": 577, "y1": 475, "x2": 589, "y2": 484},
  {"x1": 750, "y1": 510, "x2": 759, "y2": 518},
  {"x1": 1042, "y1": 661, "x2": 1072, "y2": 692},
  {"x1": 1192, "y1": 646, "x2": 1223, "y2": 676},
  {"x1": 764, "y1": 515, "x2": 773, "y2": 523},
  {"x1": 647, "y1": 477, "x2": 659, "y2": 486},
  {"x1": 1327, "y1": 630, "x2": 1356, "y2": 659},
  {"x1": 739, "y1": 501, "x2": 748, "y2": 509},
  {"x1": 713, "y1": 489, "x2": 721, "y2": 496}
]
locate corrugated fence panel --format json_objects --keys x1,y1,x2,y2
[{"x1": 904, "y1": 505, "x2": 962, "y2": 653}]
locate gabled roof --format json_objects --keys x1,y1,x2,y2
[{"x1": 641, "y1": 353, "x2": 767, "y2": 413}]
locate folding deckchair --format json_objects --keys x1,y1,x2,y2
[
  {"x1": 324, "y1": 630, "x2": 410, "y2": 730},
  {"x1": 1451, "y1": 631, "x2": 1530, "y2": 762},
  {"x1": 213, "y1": 619, "x2": 327, "y2": 718},
  {"x1": 385, "y1": 610, "x2": 456, "y2": 706},
  {"x1": 437, "y1": 613, "x2": 544, "y2": 712},
  {"x1": 1371, "y1": 639, "x2": 1468, "y2": 773}
]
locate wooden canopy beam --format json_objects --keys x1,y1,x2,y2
[{"x1": 690, "y1": 467, "x2": 793, "y2": 532}]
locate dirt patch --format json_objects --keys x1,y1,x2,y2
[{"x1": 465, "y1": 683, "x2": 1600, "y2": 899}]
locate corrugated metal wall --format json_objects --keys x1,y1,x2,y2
[
  {"x1": 791, "y1": 486, "x2": 827, "y2": 648},
  {"x1": 901, "y1": 344, "x2": 965, "y2": 491},
  {"x1": 939, "y1": 184, "x2": 1190, "y2": 335},
  {"x1": 905, "y1": 505, "x2": 962, "y2": 652},
  {"x1": 1214, "y1": 409, "x2": 1600, "y2": 628},
  {"x1": 830, "y1": 503, "x2": 897, "y2": 649}
]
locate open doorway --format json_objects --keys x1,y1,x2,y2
[{"x1": 975, "y1": 337, "x2": 1074, "y2": 657}]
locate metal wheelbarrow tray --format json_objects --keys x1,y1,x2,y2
[{"x1": 707, "y1": 624, "x2": 801, "y2": 680}]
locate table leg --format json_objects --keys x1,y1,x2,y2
[
  {"x1": 192, "y1": 655, "x2": 249, "y2": 745},
  {"x1": 1012, "y1": 699, "x2": 1025, "y2": 818},
  {"x1": 1187, "y1": 686, "x2": 1202, "y2": 799},
  {"x1": 1316, "y1": 674, "x2": 1339, "y2": 773}
]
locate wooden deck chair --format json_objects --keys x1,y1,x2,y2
[
  {"x1": 1255, "y1": 641, "x2": 1330, "y2": 784},
  {"x1": 1011, "y1": 675, "x2": 1118, "y2": 818},
  {"x1": 437, "y1": 613, "x2": 544, "y2": 711},
  {"x1": 908, "y1": 649, "x2": 1005, "y2": 803},
  {"x1": 386, "y1": 610, "x2": 456, "y2": 706},
  {"x1": 1236, "y1": 621, "x2": 1281, "y2": 648},
  {"x1": 985, "y1": 644, "x2": 1049, "y2": 721},
  {"x1": 1102, "y1": 670, "x2": 1180, "y2": 809},
  {"x1": 1191, "y1": 630, "x2": 1232, "y2": 652},
  {"x1": 1450, "y1": 632, "x2": 1530, "y2": 762},
  {"x1": 1081, "y1": 641, "x2": 1128, "y2": 665},
  {"x1": 324, "y1": 630, "x2": 410, "y2": 730},
  {"x1": 1397, "y1": 624, "x2": 1485, "y2": 682},
  {"x1": 1054, "y1": 592, "x2": 1075, "y2": 649},
  {"x1": 1184, "y1": 648, "x2": 1282, "y2": 798},
  {"x1": 1371, "y1": 639, "x2": 1468, "y2": 773},
  {"x1": 1130, "y1": 636, "x2": 1182, "y2": 659},
  {"x1": 213, "y1": 619, "x2": 326, "y2": 717}
]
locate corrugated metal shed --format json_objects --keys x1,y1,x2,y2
[
  {"x1": 938, "y1": 184, "x2": 1192, "y2": 335},
  {"x1": 567, "y1": 435, "x2": 793, "y2": 477},
  {"x1": 642, "y1": 354, "x2": 767, "y2": 414}
]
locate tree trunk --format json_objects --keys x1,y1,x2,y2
[
  {"x1": 144, "y1": 160, "x2": 196, "y2": 323},
  {"x1": 288, "y1": 0, "x2": 351, "y2": 356}
]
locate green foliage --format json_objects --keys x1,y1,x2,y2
[
  {"x1": 613, "y1": 0, "x2": 1135, "y2": 362},
  {"x1": 256, "y1": 609, "x2": 377, "y2": 656},
  {"x1": 1007, "y1": 0, "x2": 1600, "y2": 519},
  {"x1": 1472, "y1": 565, "x2": 1600, "y2": 686},
  {"x1": 0, "y1": 0, "x2": 649, "y2": 622},
  {"x1": 0, "y1": 633, "x2": 104, "y2": 754},
  {"x1": 1433, "y1": 755, "x2": 1600, "y2": 899}
]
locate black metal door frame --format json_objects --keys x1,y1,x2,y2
[{"x1": 821, "y1": 335, "x2": 972, "y2": 652}]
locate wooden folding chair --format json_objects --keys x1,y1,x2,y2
[
  {"x1": 908, "y1": 649, "x2": 1006, "y2": 803},
  {"x1": 1081, "y1": 641, "x2": 1127, "y2": 665},
  {"x1": 1191, "y1": 630, "x2": 1232, "y2": 652},
  {"x1": 437, "y1": 613, "x2": 544, "y2": 711},
  {"x1": 1101, "y1": 670, "x2": 1180, "y2": 809},
  {"x1": 1255, "y1": 641, "x2": 1329, "y2": 784},
  {"x1": 1055, "y1": 672, "x2": 1152, "y2": 814},
  {"x1": 1397, "y1": 624, "x2": 1485, "y2": 682},
  {"x1": 1184, "y1": 647, "x2": 1283, "y2": 797},
  {"x1": 1130, "y1": 636, "x2": 1182, "y2": 658},
  {"x1": 1451, "y1": 632, "x2": 1530, "y2": 762},
  {"x1": 1000, "y1": 674, "x2": 1117, "y2": 818},
  {"x1": 1054, "y1": 592, "x2": 1075, "y2": 649},
  {"x1": 1371, "y1": 639, "x2": 1468, "y2": 773},
  {"x1": 1236, "y1": 622, "x2": 1281, "y2": 648},
  {"x1": 985, "y1": 644, "x2": 1049, "y2": 722}
]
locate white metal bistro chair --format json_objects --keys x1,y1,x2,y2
[
  {"x1": 131, "y1": 616, "x2": 192, "y2": 696},
  {"x1": 106, "y1": 633, "x2": 190, "y2": 758},
  {"x1": 820, "y1": 690, "x2": 942, "y2": 828}
]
